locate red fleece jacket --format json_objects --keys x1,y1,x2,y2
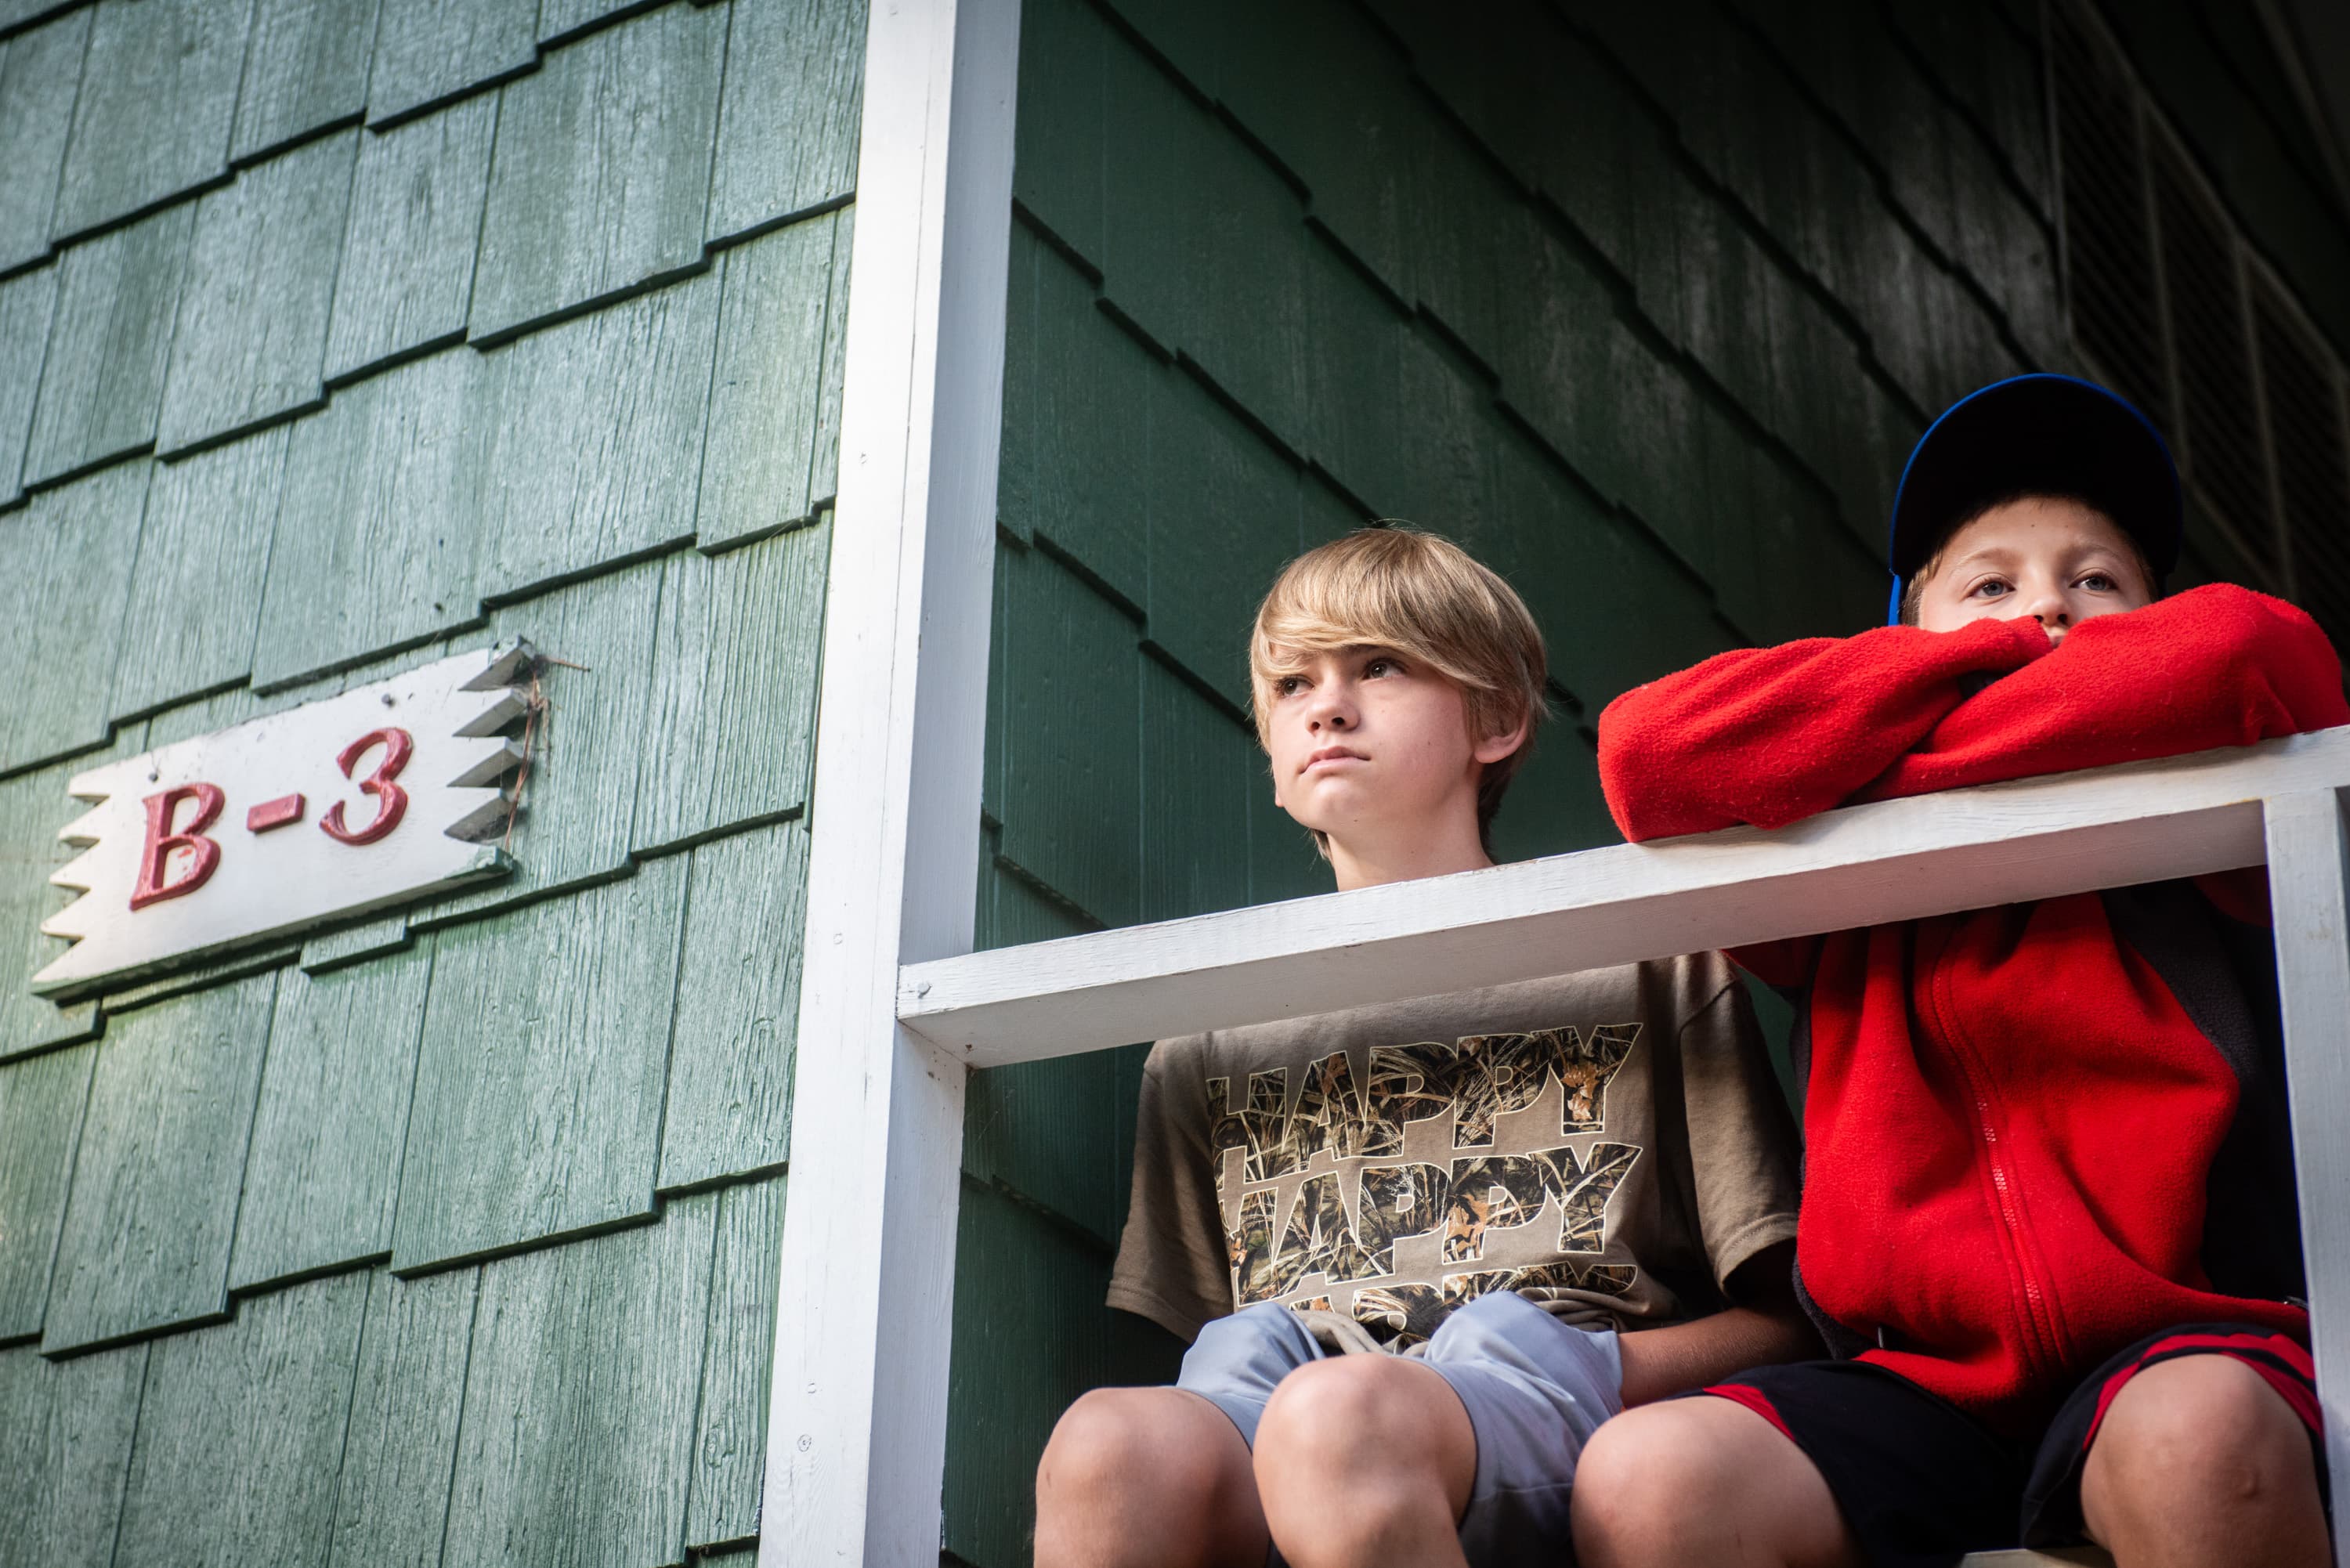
[{"x1": 1597, "y1": 584, "x2": 2350, "y2": 1429}]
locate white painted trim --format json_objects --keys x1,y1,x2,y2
[
  {"x1": 899, "y1": 726, "x2": 2350, "y2": 1065},
  {"x1": 757, "y1": 0, "x2": 1020, "y2": 1560},
  {"x1": 2262, "y1": 789, "x2": 2350, "y2": 1565}
]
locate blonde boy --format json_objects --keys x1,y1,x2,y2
[{"x1": 1032, "y1": 529, "x2": 1814, "y2": 1568}]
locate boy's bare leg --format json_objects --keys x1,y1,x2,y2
[
  {"x1": 1249, "y1": 1355, "x2": 1477, "y2": 1568},
  {"x1": 1034, "y1": 1387, "x2": 1267, "y2": 1568},
  {"x1": 1571, "y1": 1398, "x2": 1861, "y2": 1568},
  {"x1": 2078, "y1": 1354, "x2": 2329, "y2": 1568}
]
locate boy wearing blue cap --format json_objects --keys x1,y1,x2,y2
[{"x1": 1580, "y1": 376, "x2": 2348, "y2": 1568}]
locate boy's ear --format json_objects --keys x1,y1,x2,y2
[{"x1": 1473, "y1": 715, "x2": 1528, "y2": 766}]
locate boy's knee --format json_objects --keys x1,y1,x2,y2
[
  {"x1": 2086, "y1": 1354, "x2": 2316, "y2": 1514},
  {"x1": 1574, "y1": 1396, "x2": 1850, "y2": 1568},
  {"x1": 1574, "y1": 1403, "x2": 1720, "y2": 1530},
  {"x1": 1254, "y1": 1354, "x2": 1419, "y2": 1465},
  {"x1": 1038, "y1": 1387, "x2": 1218, "y2": 1508}
]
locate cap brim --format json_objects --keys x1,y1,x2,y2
[{"x1": 1888, "y1": 374, "x2": 2182, "y2": 584}]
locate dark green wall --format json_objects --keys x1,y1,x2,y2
[
  {"x1": 0, "y1": 2, "x2": 860, "y2": 1564},
  {"x1": 944, "y1": 0, "x2": 2350, "y2": 1563}
]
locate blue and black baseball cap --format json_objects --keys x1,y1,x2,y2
[{"x1": 1885, "y1": 374, "x2": 2182, "y2": 623}]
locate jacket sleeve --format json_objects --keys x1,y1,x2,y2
[
  {"x1": 1856, "y1": 583, "x2": 2350, "y2": 804},
  {"x1": 1597, "y1": 616, "x2": 2052, "y2": 841}
]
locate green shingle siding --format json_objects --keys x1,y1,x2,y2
[
  {"x1": 657, "y1": 822, "x2": 808, "y2": 1194},
  {"x1": 228, "y1": 940, "x2": 435, "y2": 1293},
  {"x1": 331, "y1": 1265, "x2": 479, "y2": 1568},
  {"x1": 468, "y1": 2, "x2": 728, "y2": 343},
  {"x1": 0, "y1": 8, "x2": 88, "y2": 273},
  {"x1": 25, "y1": 204, "x2": 191, "y2": 487},
  {"x1": 52, "y1": 0, "x2": 248, "y2": 241},
  {"x1": 112, "y1": 1266, "x2": 374, "y2": 1568},
  {"x1": 0, "y1": 1040, "x2": 91, "y2": 1339},
  {"x1": 0, "y1": 0, "x2": 858, "y2": 1561},
  {"x1": 698, "y1": 208, "x2": 853, "y2": 551},
  {"x1": 366, "y1": 0, "x2": 538, "y2": 128},
  {"x1": 153, "y1": 126, "x2": 356, "y2": 455},
  {"x1": 110, "y1": 423, "x2": 291, "y2": 721},
  {"x1": 324, "y1": 95, "x2": 497, "y2": 384},
  {"x1": 230, "y1": 0, "x2": 381, "y2": 165},
  {"x1": 1, "y1": 462, "x2": 149, "y2": 771},
  {"x1": 443, "y1": 1189, "x2": 715, "y2": 1568},
  {"x1": 44, "y1": 971, "x2": 277, "y2": 1353},
  {"x1": 0, "y1": 1334, "x2": 144, "y2": 1568}
]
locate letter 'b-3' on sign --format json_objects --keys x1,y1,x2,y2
[{"x1": 33, "y1": 643, "x2": 539, "y2": 995}]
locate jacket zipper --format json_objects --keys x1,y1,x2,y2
[{"x1": 1922, "y1": 923, "x2": 2060, "y2": 1385}]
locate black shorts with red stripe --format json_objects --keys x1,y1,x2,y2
[{"x1": 1696, "y1": 1322, "x2": 2323, "y2": 1568}]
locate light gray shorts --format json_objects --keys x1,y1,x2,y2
[{"x1": 1176, "y1": 1292, "x2": 1624, "y2": 1568}]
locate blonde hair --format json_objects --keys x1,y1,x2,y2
[{"x1": 1249, "y1": 526, "x2": 1547, "y2": 852}]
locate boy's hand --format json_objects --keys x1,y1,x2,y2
[{"x1": 1612, "y1": 1245, "x2": 1820, "y2": 1404}]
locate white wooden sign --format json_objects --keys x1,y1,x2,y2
[{"x1": 34, "y1": 642, "x2": 535, "y2": 995}]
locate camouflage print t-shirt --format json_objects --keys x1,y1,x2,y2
[{"x1": 1107, "y1": 952, "x2": 1800, "y2": 1348}]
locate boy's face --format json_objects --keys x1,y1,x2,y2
[
  {"x1": 1264, "y1": 644, "x2": 1514, "y2": 847},
  {"x1": 1913, "y1": 497, "x2": 2153, "y2": 645}
]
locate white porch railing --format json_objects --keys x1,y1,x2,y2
[
  {"x1": 899, "y1": 731, "x2": 2350, "y2": 1567},
  {"x1": 754, "y1": 5, "x2": 2350, "y2": 1564}
]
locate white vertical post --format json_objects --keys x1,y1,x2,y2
[
  {"x1": 758, "y1": 0, "x2": 1020, "y2": 1562},
  {"x1": 2263, "y1": 787, "x2": 2350, "y2": 1566}
]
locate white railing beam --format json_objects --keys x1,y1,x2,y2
[
  {"x1": 902, "y1": 728, "x2": 2350, "y2": 1067},
  {"x1": 758, "y1": 0, "x2": 1019, "y2": 1563},
  {"x1": 2263, "y1": 787, "x2": 2350, "y2": 1568}
]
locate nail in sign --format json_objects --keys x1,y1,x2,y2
[{"x1": 34, "y1": 642, "x2": 537, "y2": 995}]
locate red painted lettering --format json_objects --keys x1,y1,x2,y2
[
  {"x1": 320, "y1": 728, "x2": 413, "y2": 846},
  {"x1": 130, "y1": 783, "x2": 226, "y2": 911}
]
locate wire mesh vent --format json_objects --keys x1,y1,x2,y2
[
  {"x1": 2152, "y1": 140, "x2": 2276, "y2": 577},
  {"x1": 2255, "y1": 281, "x2": 2350, "y2": 640},
  {"x1": 2053, "y1": 7, "x2": 2168, "y2": 432}
]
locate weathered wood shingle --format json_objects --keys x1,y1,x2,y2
[
  {"x1": 366, "y1": 0, "x2": 537, "y2": 127},
  {"x1": 110, "y1": 424, "x2": 290, "y2": 721},
  {"x1": 24, "y1": 204, "x2": 191, "y2": 486},
  {"x1": 657, "y1": 825, "x2": 807, "y2": 1194},
  {"x1": 393, "y1": 858, "x2": 689, "y2": 1271},
  {"x1": 472, "y1": 269, "x2": 720, "y2": 594},
  {"x1": 0, "y1": 266, "x2": 56, "y2": 504},
  {"x1": 111, "y1": 1270, "x2": 371, "y2": 1568},
  {"x1": 154, "y1": 128, "x2": 357, "y2": 455},
  {"x1": 250, "y1": 345, "x2": 482, "y2": 688},
  {"x1": 0, "y1": 461, "x2": 148, "y2": 772},
  {"x1": 994, "y1": 544, "x2": 1144, "y2": 930},
  {"x1": 0, "y1": 8, "x2": 88, "y2": 273},
  {"x1": 323, "y1": 93, "x2": 497, "y2": 383},
  {"x1": 0, "y1": 1339, "x2": 145, "y2": 1568},
  {"x1": 51, "y1": 0, "x2": 248, "y2": 240},
  {"x1": 468, "y1": 0, "x2": 727, "y2": 342},
  {"x1": 686, "y1": 1174, "x2": 786, "y2": 1550},
  {"x1": 231, "y1": 0, "x2": 382, "y2": 164},
  {"x1": 696, "y1": 209, "x2": 850, "y2": 551},
  {"x1": 42, "y1": 971, "x2": 278, "y2": 1353},
  {"x1": 634, "y1": 522, "x2": 827, "y2": 857},
  {"x1": 229, "y1": 940, "x2": 435, "y2": 1291},
  {"x1": 0, "y1": 1042, "x2": 91, "y2": 1342},
  {"x1": 704, "y1": 0, "x2": 865, "y2": 244},
  {"x1": 328, "y1": 1266, "x2": 480, "y2": 1568},
  {"x1": 442, "y1": 1188, "x2": 718, "y2": 1568}
]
